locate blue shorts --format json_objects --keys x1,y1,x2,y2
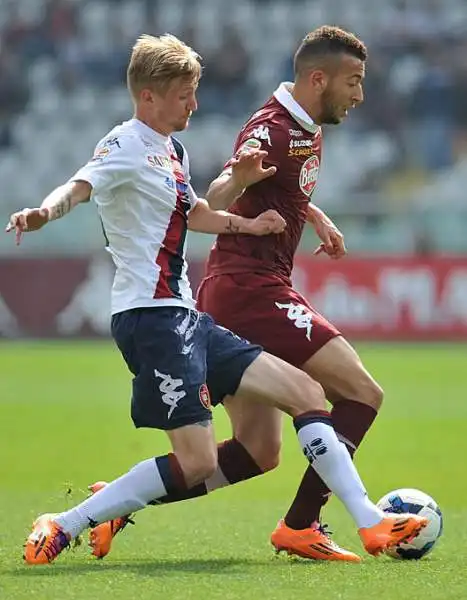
[{"x1": 111, "y1": 307, "x2": 262, "y2": 431}]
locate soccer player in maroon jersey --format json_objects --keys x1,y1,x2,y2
[{"x1": 196, "y1": 26, "x2": 385, "y2": 561}]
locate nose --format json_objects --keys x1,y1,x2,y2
[
  {"x1": 353, "y1": 85, "x2": 364, "y2": 105},
  {"x1": 189, "y1": 94, "x2": 198, "y2": 112}
]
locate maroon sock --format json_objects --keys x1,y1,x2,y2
[
  {"x1": 284, "y1": 400, "x2": 377, "y2": 530},
  {"x1": 331, "y1": 399, "x2": 378, "y2": 457},
  {"x1": 216, "y1": 437, "x2": 263, "y2": 483},
  {"x1": 156, "y1": 438, "x2": 263, "y2": 504}
]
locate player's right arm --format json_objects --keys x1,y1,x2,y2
[
  {"x1": 5, "y1": 181, "x2": 91, "y2": 245},
  {"x1": 6, "y1": 133, "x2": 139, "y2": 246},
  {"x1": 206, "y1": 148, "x2": 276, "y2": 210},
  {"x1": 206, "y1": 126, "x2": 281, "y2": 211}
]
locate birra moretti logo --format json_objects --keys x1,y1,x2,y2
[{"x1": 299, "y1": 155, "x2": 320, "y2": 196}]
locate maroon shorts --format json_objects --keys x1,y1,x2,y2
[{"x1": 197, "y1": 272, "x2": 341, "y2": 368}]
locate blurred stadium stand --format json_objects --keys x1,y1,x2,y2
[{"x1": 1, "y1": 0, "x2": 467, "y2": 257}]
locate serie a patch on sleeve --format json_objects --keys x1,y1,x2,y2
[
  {"x1": 241, "y1": 138, "x2": 262, "y2": 150},
  {"x1": 91, "y1": 146, "x2": 110, "y2": 162},
  {"x1": 91, "y1": 137, "x2": 121, "y2": 162}
]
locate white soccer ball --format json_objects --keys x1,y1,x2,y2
[{"x1": 376, "y1": 488, "x2": 443, "y2": 559}]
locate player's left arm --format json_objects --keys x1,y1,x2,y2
[
  {"x1": 187, "y1": 198, "x2": 286, "y2": 236},
  {"x1": 307, "y1": 203, "x2": 347, "y2": 259}
]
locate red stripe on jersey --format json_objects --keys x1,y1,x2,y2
[{"x1": 153, "y1": 155, "x2": 190, "y2": 299}]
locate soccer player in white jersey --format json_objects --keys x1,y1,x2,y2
[{"x1": 7, "y1": 34, "x2": 426, "y2": 566}]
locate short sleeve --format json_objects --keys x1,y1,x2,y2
[{"x1": 70, "y1": 134, "x2": 141, "y2": 194}]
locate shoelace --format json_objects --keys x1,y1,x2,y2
[
  {"x1": 316, "y1": 522, "x2": 333, "y2": 538},
  {"x1": 43, "y1": 530, "x2": 70, "y2": 562}
]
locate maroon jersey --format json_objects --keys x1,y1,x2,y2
[{"x1": 207, "y1": 84, "x2": 322, "y2": 281}]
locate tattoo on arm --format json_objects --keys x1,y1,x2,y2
[
  {"x1": 50, "y1": 191, "x2": 72, "y2": 220},
  {"x1": 225, "y1": 217, "x2": 241, "y2": 234}
]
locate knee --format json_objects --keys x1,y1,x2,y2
[
  {"x1": 176, "y1": 449, "x2": 218, "y2": 487},
  {"x1": 358, "y1": 377, "x2": 384, "y2": 411},
  {"x1": 235, "y1": 432, "x2": 282, "y2": 473},
  {"x1": 251, "y1": 439, "x2": 282, "y2": 473}
]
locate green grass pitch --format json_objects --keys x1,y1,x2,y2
[{"x1": 1, "y1": 341, "x2": 466, "y2": 600}]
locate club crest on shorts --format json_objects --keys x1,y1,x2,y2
[
  {"x1": 199, "y1": 384, "x2": 211, "y2": 409},
  {"x1": 299, "y1": 155, "x2": 320, "y2": 196}
]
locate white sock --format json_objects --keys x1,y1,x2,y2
[
  {"x1": 55, "y1": 458, "x2": 168, "y2": 539},
  {"x1": 297, "y1": 422, "x2": 384, "y2": 529}
]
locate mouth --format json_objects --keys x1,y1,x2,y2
[{"x1": 342, "y1": 104, "x2": 355, "y2": 117}]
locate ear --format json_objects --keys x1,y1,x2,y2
[
  {"x1": 140, "y1": 88, "x2": 155, "y2": 103},
  {"x1": 309, "y1": 69, "x2": 328, "y2": 93}
]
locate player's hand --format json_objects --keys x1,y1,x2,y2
[
  {"x1": 5, "y1": 207, "x2": 49, "y2": 245},
  {"x1": 312, "y1": 219, "x2": 346, "y2": 259},
  {"x1": 231, "y1": 148, "x2": 277, "y2": 190},
  {"x1": 247, "y1": 209, "x2": 286, "y2": 236}
]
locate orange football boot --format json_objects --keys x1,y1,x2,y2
[
  {"x1": 271, "y1": 520, "x2": 361, "y2": 562},
  {"x1": 359, "y1": 513, "x2": 428, "y2": 556},
  {"x1": 24, "y1": 514, "x2": 71, "y2": 565},
  {"x1": 88, "y1": 481, "x2": 134, "y2": 558}
]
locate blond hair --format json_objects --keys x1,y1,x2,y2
[{"x1": 127, "y1": 34, "x2": 202, "y2": 97}]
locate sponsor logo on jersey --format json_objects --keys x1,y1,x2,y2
[
  {"x1": 251, "y1": 125, "x2": 271, "y2": 146},
  {"x1": 147, "y1": 154, "x2": 172, "y2": 168},
  {"x1": 298, "y1": 155, "x2": 320, "y2": 196},
  {"x1": 290, "y1": 139, "x2": 313, "y2": 148},
  {"x1": 289, "y1": 129, "x2": 303, "y2": 137},
  {"x1": 289, "y1": 148, "x2": 314, "y2": 157},
  {"x1": 289, "y1": 138, "x2": 314, "y2": 157},
  {"x1": 199, "y1": 383, "x2": 211, "y2": 409}
]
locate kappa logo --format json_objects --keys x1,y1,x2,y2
[
  {"x1": 251, "y1": 125, "x2": 271, "y2": 146},
  {"x1": 298, "y1": 155, "x2": 320, "y2": 196},
  {"x1": 275, "y1": 301, "x2": 313, "y2": 340},
  {"x1": 105, "y1": 136, "x2": 121, "y2": 149},
  {"x1": 154, "y1": 369, "x2": 186, "y2": 419},
  {"x1": 303, "y1": 438, "x2": 328, "y2": 463}
]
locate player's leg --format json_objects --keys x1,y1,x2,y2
[
  {"x1": 222, "y1": 395, "x2": 282, "y2": 473},
  {"x1": 24, "y1": 308, "x2": 218, "y2": 564},
  {"x1": 199, "y1": 276, "x2": 426, "y2": 556},
  {"x1": 229, "y1": 348, "x2": 426, "y2": 556},
  {"x1": 283, "y1": 333, "x2": 383, "y2": 531}
]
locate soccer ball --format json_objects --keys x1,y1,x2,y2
[{"x1": 376, "y1": 488, "x2": 443, "y2": 559}]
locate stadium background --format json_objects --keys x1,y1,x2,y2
[
  {"x1": 1, "y1": 3, "x2": 466, "y2": 599},
  {"x1": 0, "y1": 0, "x2": 466, "y2": 339}
]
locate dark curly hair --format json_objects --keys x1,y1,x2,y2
[{"x1": 294, "y1": 26, "x2": 367, "y2": 75}]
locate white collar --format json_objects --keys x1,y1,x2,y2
[
  {"x1": 130, "y1": 118, "x2": 169, "y2": 143},
  {"x1": 273, "y1": 82, "x2": 319, "y2": 134}
]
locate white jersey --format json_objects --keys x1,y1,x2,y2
[{"x1": 71, "y1": 118, "x2": 198, "y2": 315}]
